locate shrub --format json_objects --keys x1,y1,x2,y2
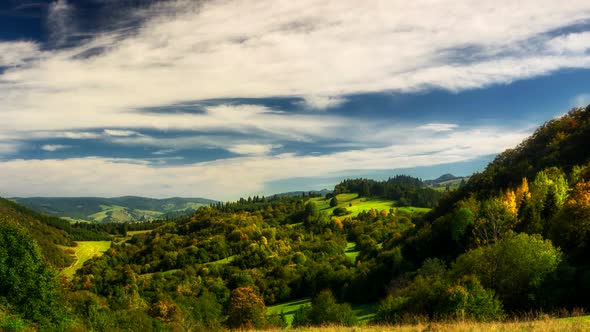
[
  {"x1": 293, "y1": 290, "x2": 357, "y2": 327},
  {"x1": 333, "y1": 207, "x2": 349, "y2": 216}
]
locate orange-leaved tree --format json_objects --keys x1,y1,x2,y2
[{"x1": 226, "y1": 286, "x2": 266, "y2": 328}]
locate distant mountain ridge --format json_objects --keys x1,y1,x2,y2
[
  {"x1": 274, "y1": 189, "x2": 333, "y2": 197},
  {"x1": 12, "y1": 196, "x2": 217, "y2": 223},
  {"x1": 424, "y1": 173, "x2": 469, "y2": 188}
]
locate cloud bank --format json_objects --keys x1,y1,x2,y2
[{"x1": 0, "y1": 0, "x2": 589, "y2": 197}]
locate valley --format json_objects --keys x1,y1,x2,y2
[{"x1": 2, "y1": 106, "x2": 590, "y2": 331}]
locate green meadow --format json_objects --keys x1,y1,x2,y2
[
  {"x1": 267, "y1": 298, "x2": 376, "y2": 327},
  {"x1": 309, "y1": 193, "x2": 429, "y2": 218},
  {"x1": 60, "y1": 241, "x2": 112, "y2": 280}
]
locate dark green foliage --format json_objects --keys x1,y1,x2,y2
[
  {"x1": 516, "y1": 195, "x2": 542, "y2": 234},
  {"x1": 548, "y1": 180, "x2": 590, "y2": 262},
  {"x1": 429, "y1": 106, "x2": 590, "y2": 222},
  {"x1": 334, "y1": 175, "x2": 443, "y2": 208},
  {"x1": 329, "y1": 196, "x2": 339, "y2": 207},
  {"x1": 0, "y1": 198, "x2": 74, "y2": 267},
  {"x1": 450, "y1": 207, "x2": 475, "y2": 246},
  {"x1": 0, "y1": 219, "x2": 60, "y2": 323},
  {"x1": 443, "y1": 276, "x2": 504, "y2": 321},
  {"x1": 376, "y1": 259, "x2": 504, "y2": 323},
  {"x1": 452, "y1": 232, "x2": 562, "y2": 310},
  {"x1": 292, "y1": 290, "x2": 357, "y2": 327},
  {"x1": 332, "y1": 207, "x2": 349, "y2": 216}
]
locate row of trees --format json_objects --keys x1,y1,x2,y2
[{"x1": 334, "y1": 175, "x2": 442, "y2": 207}]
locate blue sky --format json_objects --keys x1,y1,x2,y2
[{"x1": 1, "y1": 0, "x2": 590, "y2": 199}]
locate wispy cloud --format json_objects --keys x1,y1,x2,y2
[
  {"x1": 2, "y1": 0, "x2": 590, "y2": 135},
  {"x1": 227, "y1": 144, "x2": 279, "y2": 156},
  {"x1": 299, "y1": 95, "x2": 348, "y2": 110},
  {"x1": 103, "y1": 129, "x2": 143, "y2": 137},
  {"x1": 417, "y1": 123, "x2": 459, "y2": 132},
  {"x1": 0, "y1": 126, "x2": 529, "y2": 198},
  {"x1": 41, "y1": 144, "x2": 71, "y2": 152},
  {"x1": 0, "y1": 42, "x2": 41, "y2": 67}
]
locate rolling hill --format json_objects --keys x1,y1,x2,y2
[
  {"x1": 0, "y1": 197, "x2": 74, "y2": 268},
  {"x1": 11, "y1": 196, "x2": 217, "y2": 223}
]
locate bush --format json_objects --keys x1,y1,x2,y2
[
  {"x1": 443, "y1": 276, "x2": 505, "y2": 321},
  {"x1": 376, "y1": 259, "x2": 504, "y2": 323},
  {"x1": 452, "y1": 232, "x2": 562, "y2": 310},
  {"x1": 293, "y1": 290, "x2": 357, "y2": 327},
  {"x1": 333, "y1": 207, "x2": 349, "y2": 216},
  {"x1": 330, "y1": 197, "x2": 339, "y2": 207},
  {"x1": 375, "y1": 296, "x2": 409, "y2": 324}
]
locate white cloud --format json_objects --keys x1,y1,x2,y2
[
  {"x1": 61, "y1": 131, "x2": 101, "y2": 139},
  {"x1": 547, "y1": 32, "x2": 590, "y2": 54},
  {"x1": 103, "y1": 129, "x2": 142, "y2": 137},
  {"x1": 0, "y1": 42, "x2": 41, "y2": 67},
  {"x1": 227, "y1": 144, "x2": 279, "y2": 155},
  {"x1": 300, "y1": 95, "x2": 347, "y2": 110},
  {"x1": 417, "y1": 123, "x2": 459, "y2": 132},
  {"x1": 109, "y1": 132, "x2": 280, "y2": 155},
  {"x1": 0, "y1": 126, "x2": 529, "y2": 199},
  {"x1": 41, "y1": 144, "x2": 71, "y2": 152}
]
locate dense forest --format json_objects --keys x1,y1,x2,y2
[{"x1": 1, "y1": 105, "x2": 590, "y2": 331}]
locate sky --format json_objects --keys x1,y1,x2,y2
[{"x1": 1, "y1": 0, "x2": 590, "y2": 200}]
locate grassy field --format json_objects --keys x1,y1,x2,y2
[
  {"x1": 267, "y1": 299, "x2": 376, "y2": 327},
  {"x1": 139, "y1": 269, "x2": 181, "y2": 279},
  {"x1": 206, "y1": 255, "x2": 236, "y2": 265},
  {"x1": 126, "y1": 229, "x2": 153, "y2": 236},
  {"x1": 309, "y1": 193, "x2": 430, "y2": 218},
  {"x1": 345, "y1": 242, "x2": 360, "y2": 262},
  {"x1": 60, "y1": 241, "x2": 111, "y2": 280},
  {"x1": 257, "y1": 316, "x2": 590, "y2": 331},
  {"x1": 396, "y1": 206, "x2": 431, "y2": 214},
  {"x1": 267, "y1": 298, "x2": 312, "y2": 325}
]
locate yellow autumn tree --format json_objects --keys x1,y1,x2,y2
[
  {"x1": 333, "y1": 218, "x2": 344, "y2": 230},
  {"x1": 515, "y1": 177, "x2": 531, "y2": 210},
  {"x1": 226, "y1": 286, "x2": 266, "y2": 328},
  {"x1": 502, "y1": 190, "x2": 517, "y2": 217}
]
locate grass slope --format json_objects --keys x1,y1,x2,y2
[
  {"x1": 267, "y1": 298, "x2": 311, "y2": 326},
  {"x1": 309, "y1": 193, "x2": 429, "y2": 218},
  {"x1": 60, "y1": 241, "x2": 112, "y2": 280},
  {"x1": 267, "y1": 299, "x2": 377, "y2": 327},
  {"x1": 345, "y1": 242, "x2": 360, "y2": 262}
]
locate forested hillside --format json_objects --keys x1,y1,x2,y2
[
  {"x1": 12, "y1": 196, "x2": 216, "y2": 223},
  {"x1": 334, "y1": 175, "x2": 443, "y2": 207},
  {"x1": 0, "y1": 197, "x2": 74, "y2": 268},
  {"x1": 1, "y1": 105, "x2": 590, "y2": 331}
]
